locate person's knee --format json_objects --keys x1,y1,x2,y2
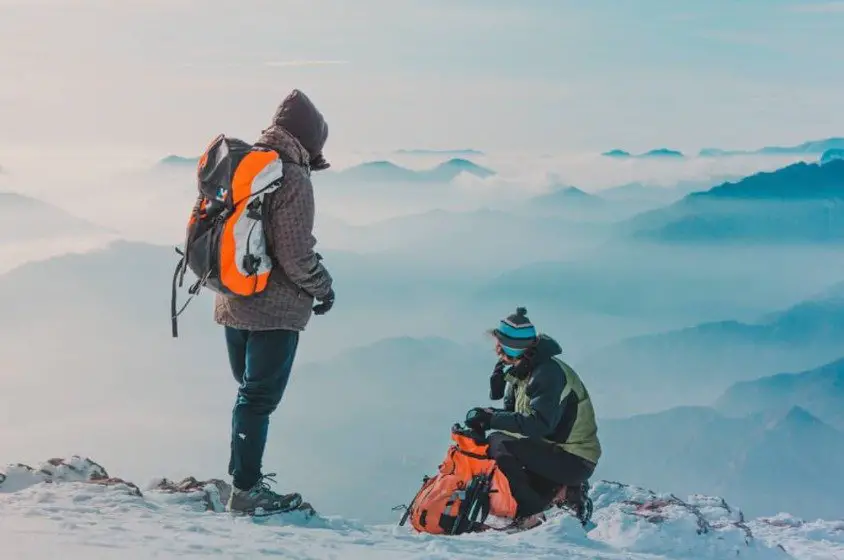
[
  {"x1": 487, "y1": 432, "x2": 512, "y2": 459},
  {"x1": 236, "y1": 380, "x2": 283, "y2": 415}
]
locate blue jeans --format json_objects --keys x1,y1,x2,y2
[{"x1": 225, "y1": 326, "x2": 300, "y2": 490}]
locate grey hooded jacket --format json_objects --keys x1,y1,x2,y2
[{"x1": 214, "y1": 90, "x2": 333, "y2": 332}]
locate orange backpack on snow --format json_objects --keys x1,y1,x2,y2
[{"x1": 399, "y1": 424, "x2": 518, "y2": 535}]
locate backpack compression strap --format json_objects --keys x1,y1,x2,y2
[{"x1": 170, "y1": 247, "x2": 210, "y2": 338}]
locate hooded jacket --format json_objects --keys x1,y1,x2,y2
[
  {"x1": 214, "y1": 90, "x2": 333, "y2": 332},
  {"x1": 489, "y1": 334, "x2": 602, "y2": 465}
]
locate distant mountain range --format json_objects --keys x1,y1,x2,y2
[
  {"x1": 317, "y1": 206, "x2": 613, "y2": 274},
  {"x1": 154, "y1": 154, "x2": 494, "y2": 185},
  {"x1": 579, "y1": 280, "x2": 844, "y2": 416},
  {"x1": 518, "y1": 184, "x2": 672, "y2": 225},
  {"x1": 602, "y1": 148, "x2": 685, "y2": 159},
  {"x1": 394, "y1": 148, "x2": 484, "y2": 156},
  {"x1": 699, "y1": 137, "x2": 844, "y2": 157},
  {"x1": 517, "y1": 180, "x2": 739, "y2": 223},
  {"x1": 0, "y1": 192, "x2": 110, "y2": 241},
  {"x1": 325, "y1": 158, "x2": 495, "y2": 183},
  {"x1": 821, "y1": 148, "x2": 844, "y2": 165},
  {"x1": 715, "y1": 356, "x2": 844, "y2": 431},
  {"x1": 621, "y1": 160, "x2": 844, "y2": 243},
  {"x1": 157, "y1": 155, "x2": 199, "y2": 167},
  {"x1": 601, "y1": 178, "x2": 734, "y2": 204},
  {"x1": 597, "y1": 404, "x2": 844, "y2": 519},
  {"x1": 524, "y1": 186, "x2": 609, "y2": 217},
  {"x1": 529, "y1": 185, "x2": 605, "y2": 206},
  {"x1": 0, "y1": 241, "x2": 186, "y2": 331},
  {"x1": 601, "y1": 138, "x2": 844, "y2": 160},
  {"x1": 691, "y1": 159, "x2": 844, "y2": 200}
]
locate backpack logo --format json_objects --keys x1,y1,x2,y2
[{"x1": 170, "y1": 133, "x2": 287, "y2": 337}]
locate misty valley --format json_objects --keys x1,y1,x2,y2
[{"x1": 2, "y1": 145, "x2": 844, "y2": 524}]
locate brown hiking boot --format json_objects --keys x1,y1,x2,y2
[
  {"x1": 550, "y1": 485, "x2": 570, "y2": 508},
  {"x1": 227, "y1": 474, "x2": 302, "y2": 516}
]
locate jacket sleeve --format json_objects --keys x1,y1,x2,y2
[
  {"x1": 268, "y1": 166, "x2": 333, "y2": 300},
  {"x1": 503, "y1": 382, "x2": 516, "y2": 412},
  {"x1": 489, "y1": 362, "x2": 566, "y2": 440}
]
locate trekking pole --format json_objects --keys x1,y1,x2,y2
[
  {"x1": 465, "y1": 472, "x2": 494, "y2": 527},
  {"x1": 450, "y1": 472, "x2": 494, "y2": 535}
]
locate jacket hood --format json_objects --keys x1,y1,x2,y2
[
  {"x1": 256, "y1": 126, "x2": 310, "y2": 165},
  {"x1": 533, "y1": 334, "x2": 563, "y2": 361},
  {"x1": 508, "y1": 334, "x2": 563, "y2": 380},
  {"x1": 257, "y1": 89, "x2": 328, "y2": 165}
]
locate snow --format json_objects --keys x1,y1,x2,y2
[{"x1": 1, "y1": 457, "x2": 841, "y2": 559}]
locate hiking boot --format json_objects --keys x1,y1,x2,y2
[
  {"x1": 549, "y1": 485, "x2": 570, "y2": 509},
  {"x1": 227, "y1": 474, "x2": 303, "y2": 516},
  {"x1": 512, "y1": 512, "x2": 546, "y2": 531},
  {"x1": 546, "y1": 481, "x2": 593, "y2": 526},
  {"x1": 565, "y1": 482, "x2": 593, "y2": 526}
]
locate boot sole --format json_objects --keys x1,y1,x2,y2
[{"x1": 228, "y1": 495, "x2": 306, "y2": 517}]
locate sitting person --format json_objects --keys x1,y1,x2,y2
[{"x1": 464, "y1": 307, "x2": 601, "y2": 528}]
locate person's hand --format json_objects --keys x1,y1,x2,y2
[
  {"x1": 313, "y1": 288, "x2": 335, "y2": 316},
  {"x1": 465, "y1": 407, "x2": 493, "y2": 434},
  {"x1": 489, "y1": 360, "x2": 506, "y2": 400}
]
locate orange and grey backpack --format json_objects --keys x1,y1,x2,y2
[
  {"x1": 170, "y1": 134, "x2": 300, "y2": 337},
  {"x1": 397, "y1": 424, "x2": 518, "y2": 535}
]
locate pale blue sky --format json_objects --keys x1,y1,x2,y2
[{"x1": 0, "y1": 0, "x2": 841, "y2": 157}]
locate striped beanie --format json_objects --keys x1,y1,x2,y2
[{"x1": 489, "y1": 307, "x2": 538, "y2": 358}]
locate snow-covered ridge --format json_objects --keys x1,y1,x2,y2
[{"x1": 2, "y1": 456, "x2": 841, "y2": 559}]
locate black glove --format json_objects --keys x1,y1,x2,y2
[
  {"x1": 489, "y1": 360, "x2": 506, "y2": 400},
  {"x1": 465, "y1": 407, "x2": 493, "y2": 434},
  {"x1": 313, "y1": 288, "x2": 335, "y2": 316}
]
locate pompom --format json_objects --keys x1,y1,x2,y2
[{"x1": 515, "y1": 307, "x2": 528, "y2": 317}]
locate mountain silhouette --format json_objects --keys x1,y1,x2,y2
[
  {"x1": 597, "y1": 404, "x2": 844, "y2": 519},
  {"x1": 394, "y1": 148, "x2": 484, "y2": 156},
  {"x1": 580, "y1": 279, "x2": 844, "y2": 416},
  {"x1": 328, "y1": 158, "x2": 495, "y2": 183},
  {"x1": 157, "y1": 155, "x2": 199, "y2": 167},
  {"x1": 601, "y1": 179, "x2": 726, "y2": 205},
  {"x1": 715, "y1": 356, "x2": 844, "y2": 431},
  {"x1": 527, "y1": 185, "x2": 607, "y2": 210},
  {"x1": 622, "y1": 160, "x2": 844, "y2": 243},
  {"x1": 757, "y1": 138, "x2": 844, "y2": 155},
  {"x1": 642, "y1": 148, "x2": 684, "y2": 158},
  {"x1": 693, "y1": 160, "x2": 844, "y2": 200},
  {"x1": 601, "y1": 148, "x2": 684, "y2": 159},
  {"x1": 0, "y1": 192, "x2": 110, "y2": 241},
  {"x1": 821, "y1": 148, "x2": 844, "y2": 165},
  {"x1": 699, "y1": 137, "x2": 844, "y2": 157}
]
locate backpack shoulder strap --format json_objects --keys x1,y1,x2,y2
[{"x1": 253, "y1": 142, "x2": 310, "y2": 170}]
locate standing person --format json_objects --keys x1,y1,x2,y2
[
  {"x1": 215, "y1": 89, "x2": 335, "y2": 515},
  {"x1": 464, "y1": 307, "x2": 601, "y2": 528}
]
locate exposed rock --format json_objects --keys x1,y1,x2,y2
[{"x1": 153, "y1": 476, "x2": 232, "y2": 512}]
